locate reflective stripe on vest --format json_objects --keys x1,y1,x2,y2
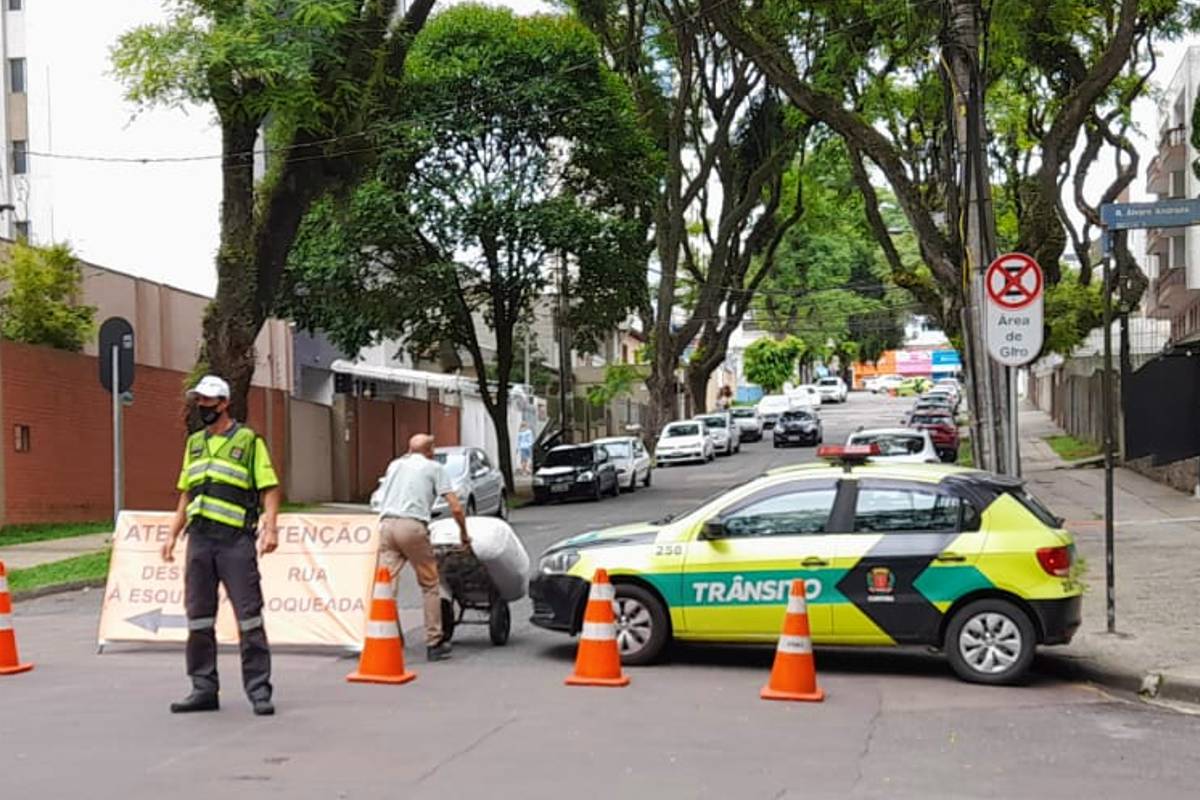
[
  {"x1": 188, "y1": 495, "x2": 247, "y2": 529},
  {"x1": 183, "y1": 426, "x2": 259, "y2": 533}
]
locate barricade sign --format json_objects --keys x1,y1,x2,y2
[{"x1": 97, "y1": 512, "x2": 380, "y2": 649}]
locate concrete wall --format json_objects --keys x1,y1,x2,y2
[
  {"x1": 0, "y1": 340, "x2": 290, "y2": 526},
  {"x1": 287, "y1": 399, "x2": 333, "y2": 504}
]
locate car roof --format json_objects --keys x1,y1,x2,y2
[
  {"x1": 663, "y1": 420, "x2": 700, "y2": 428},
  {"x1": 550, "y1": 443, "x2": 594, "y2": 451},
  {"x1": 849, "y1": 428, "x2": 929, "y2": 438},
  {"x1": 765, "y1": 461, "x2": 987, "y2": 482},
  {"x1": 594, "y1": 436, "x2": 635, "y2": 444},
  {"x1": 435, "y1": 446, "x2": 472, "y2": 455}
]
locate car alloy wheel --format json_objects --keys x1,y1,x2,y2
[
  {"x1": 958, "y1": 612, "x2": 1022, "y2": 675},
  {"x1": 613, "y1": 595, "x2": 654, "y2": 658}
]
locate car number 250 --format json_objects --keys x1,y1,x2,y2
[{"x1": 654, "y1": 544, "x2": 684, "y2": 557}]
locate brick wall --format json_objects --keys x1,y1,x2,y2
[{"x1": 0, "y1": 341, "x2": 289, "y2": 526}]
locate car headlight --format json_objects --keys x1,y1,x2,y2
[
  {"x1": 533, "y1": 475, "x2": 546, "y2": 486},
  {"x1": 539, "y1": 550, "x2": 580, "y2": 574},
  {"x1": 576, "y1": 470, "x2": 595, "y2": 482}
]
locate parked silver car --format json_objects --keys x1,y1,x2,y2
[
  {"x1": 729, "y1": 407, "x2": 763, "y2": 442},
  {"x1": 370, "y1": 446, "x2": 507, "y2": 519},
  {"x1": 595, "y1": 435, "x2": 653, "y2": 491},
  {"x1": 695, "y1": 411, "x2": 741, "y2": 455}
]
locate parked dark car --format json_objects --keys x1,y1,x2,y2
[
  {"x1": 532, "y1": 444, "x2": 620, "y2": 503},
  {"x1": 907, "y1": 411, "x2": 959, "y2": 462},
  {"x1": 772, "y1": 409, "x2": 823, "y2": 447}
]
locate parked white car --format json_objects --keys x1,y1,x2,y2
[
  {"x1": 788, "y1": 384, "x2": 822, "y2": 410},
  {"x1": 655, "y1": 421, "x2": 715, "y2": 466},
  {"x1": 595, "y1": 435, "x2": 653, "y2": 491},
  {"x1": 729, "y1": 407, "x2": 763, "y2": 442},
  {"x1": 846, "y1": 428, "x2": 940, "y2": 464},
  {"x1": 695, "y1": 411, "x2": 741, "y2": 456},
  {"x1": 756, "y1": 394, "x2": 795, "y2": 430},
  {"x1": 867, "y1": 374, "x2": 904, "y2": 394},
  {"x1": 816, "y1": 376, "x2": 848, "y2": 403}
]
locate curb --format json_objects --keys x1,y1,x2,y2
[
  {"x1": 1040, "y1": 653, "x2": 1200, "y2": 707},
  {"x1": 11, "y1": 578, "x2": 107, "y2": 604}
]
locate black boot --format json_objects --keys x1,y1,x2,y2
[
  {"x1": 251, "y1": 698, "x2": 275, "y2": 717},
  {"x1": 427, "y1": 641, "x2": 453, "y2": 662},
  {"x1": 170, "y1": 691, "x2": 219, "y2": 713}
]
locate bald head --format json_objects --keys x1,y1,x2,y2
[{"x1": 409, "y1": 434, "x2": 435, "y2": 457}]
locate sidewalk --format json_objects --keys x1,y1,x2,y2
[
  {"x1": 0, "y1": 532, "x2": 112, "y2": 570},
  {"x1": 1020, "y1": 405, "x2": 1200, "y2": 704}
]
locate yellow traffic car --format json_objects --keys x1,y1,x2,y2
[{"x1": 529, "y1": 450, "x2": 1082, "y2": 684}]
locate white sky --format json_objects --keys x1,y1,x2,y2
[{"x1": 22, "y1": 2, "x2": 1193, "y2": 296}]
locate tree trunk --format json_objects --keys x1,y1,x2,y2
[
  {"x1": 686, "y1": 367, "x2": 709, "y2": 415},
  {"x1": 203, "y1": 121, "x2": 262, "y2": 422}
]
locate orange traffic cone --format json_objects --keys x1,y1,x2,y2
[
  {"x1": 761, "y1": 578, "x2": 823, "y2": 702},
  {"x1": 0, "y1": 560, "x2": 33, "y2": 675},
  {"x1": 565, "y1": 568, "x2": 630, "y2": 687},
  {"x1": 346, "y1": 567, "x2": 416, "y2": 685}
]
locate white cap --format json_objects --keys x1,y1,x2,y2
[{"x1": 187, "y1": 375, "x2": 231, "y2": 400}]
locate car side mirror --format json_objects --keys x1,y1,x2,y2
[{"x1": 701, "y1": 519, "x2": 726, "y2": 539}]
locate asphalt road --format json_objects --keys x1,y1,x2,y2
[{"x1": 3, "y1": 393, "x2": 1198, "y2": 798}]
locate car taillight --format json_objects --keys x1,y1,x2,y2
[{"x1": 1036, "y1": 546, "x2": 1072, "y2": 577}]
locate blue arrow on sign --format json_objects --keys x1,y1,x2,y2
[{"x1": 1100, "y1": 199, "x2": 1200, "y2": 230}]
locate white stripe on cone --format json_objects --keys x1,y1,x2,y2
[
  {"x1": 0, "y1": 613, "x2": 12, "y2": 631},
  {"x1": 373, "y1": 582, "x2": 393, "y2": 600},
  {"x1": 580, "y1": 621, "x2": 617, "y2": 641},
  {"x1": 590, "y1": 583, "x2": 615, "y2": 601},
  {"x1": 0, "y1": 576, "x2": 8, "y2": 593},
  {"x1": 786, "y1": 593, "x2": 808, "y2": 615},
  {"x1": 366, "y1": 620, "x2": 398, "y2": 639},
  {"x1": 777, "y1": 635, "x2": 813, "y2": 655}
]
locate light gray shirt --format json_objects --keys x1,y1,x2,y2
[{"x1": 377, "y1": 453, "x2": 452, "y2": 523}]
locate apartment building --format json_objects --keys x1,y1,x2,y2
[
  {"x1": 1, "y1": 0, "x2": 28, "y2": 239},
  {"x1": 1145, "y1": 46, "x2": 1200, "y2": 343}
]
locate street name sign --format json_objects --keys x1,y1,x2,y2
[
  {"x1": 1100, "y1": 199, "x2": 1200, "y2": 231},
  {"x1": 985, "y1": 252, "x2": 1043, "y2": 367}
]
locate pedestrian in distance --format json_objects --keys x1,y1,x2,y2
[
  {"x1": 161, "y1": 375, "x2": 281, "y2": 717},
  {"x1": 517, "y1": 421, "x2": 534, "y2": 476},
  {"x1": 376, "y1": 434, "x2": 471, "y2": 662}
]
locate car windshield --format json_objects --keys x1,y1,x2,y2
[
  {"x1": 433, "y1": 452, "x2": 468, "y2": 477},
  {"x1": 850, "y1": 433, "x2": 926, "y2": 455},
  {"x1": 781, "y1": 410, "x2": 813, "y2": 421},
  {"x1": 653, "y1": 478, "x2": 755, "y2": 524},
  {"x1": 602, "y1": 442, "x2": 631, "y2": 458},
  {"x1": 910, "y1": 414, "x2": 952, "y2": 426},
  {"x1": 543, "y1": 447, "x2": 594, "y2": 467},
  {"x1": 665, "y1": 423, "x2": 701, "y2": 437},
  {"x1": 731, "y1": 408, "x2": 755, "y2": 418},
  {"x1": 697, "y1": 416, "x2": 726, "y2": 429},
  {"x1": 818, "y1": 378, "x2": 839, "y2": 386}
]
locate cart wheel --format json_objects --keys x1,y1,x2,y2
[
  {"x1": 441, "y1": 598, "x2": 456, "y2": 643},
  {"x1": 489, "y1": 601, "x2": 511, "y2": 646}
]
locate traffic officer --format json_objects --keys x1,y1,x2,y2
[{"x1": 161, "y1": 375, "x2": 281, "y2": 717}]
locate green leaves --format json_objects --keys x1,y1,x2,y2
[
  {"x1": 1043, "y1": 270, "x2": 1103, "y2": 356},
  {"x1": 743, "y1": 336, "x2": 805, "y2": 393},
  {"x1": 0, "y1": 242, "x2": 97, "y2": 352}
]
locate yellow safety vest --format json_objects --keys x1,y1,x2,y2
[{"x1": 182, "y1": 425, "x2": 260, "y2": 535}]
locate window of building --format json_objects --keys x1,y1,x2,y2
[
  {"x1": 14, "y1": 219, "x2": 29, "y2": 240},
  {"x1": 13, "y1": 424, "x2": 30, "y2": 453},
  {"x1": 7, "y1": 0, "x2": 21, "y2": 11},
  {"x1": 1173, "y1": 235, "x2": 1186, "y2": 270},
  {"x1": 9, "y1": 57, "x2": 25, "y2": 93},
  {"x1": 12, "y1": 139, "x2": 26, "y2": 174}
]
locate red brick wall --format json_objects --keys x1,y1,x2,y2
[{"x1": 1, "y1": 341, "x2": 289, "y2": 525}]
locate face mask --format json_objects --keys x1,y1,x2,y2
[{"x1": 198, "y1": 405, "x2": 222, "y2": 426}]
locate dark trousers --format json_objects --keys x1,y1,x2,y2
[{"x1": 184, "y1": 531, "x2": 272, "y2": 701}]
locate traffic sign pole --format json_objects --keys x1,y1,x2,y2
[
  {"x1": 1101, "y1": 252, "x2": 1116, "y2": 634},
  {"x1": 111, "y1": 345, "x2": 123, "y2": 521}
]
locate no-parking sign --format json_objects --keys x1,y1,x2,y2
[{"x1": 985, "y1": 253, "x2": 1043, "y2": 367}]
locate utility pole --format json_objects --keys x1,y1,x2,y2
[
  {"x1": 557, "y1": 252, "x2": 574, "y2": 443},
  {"x1": 945, "y1": 0, "x2": 1006, "y2": 473}
]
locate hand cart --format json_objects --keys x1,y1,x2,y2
[{"x1": 435, "y1": 544, "x2": 511, "y2": 646}]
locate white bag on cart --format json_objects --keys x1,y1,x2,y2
[{"x1": 428, "y1": 517, "x2": 530, "y2": 601}]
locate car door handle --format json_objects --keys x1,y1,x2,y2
[
  {"x1": 935, "y1": 551, "x2": 967, "y2": 563},
  {"x1": 801, "y1": 556, "x2": 829, "y2": 568}
]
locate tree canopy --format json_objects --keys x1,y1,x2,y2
[
  {"x1": 0, "y1": 243, "x2": 96, "y2": 352},
  {"x1": 743, "y1": 336, "x2": 803, "y2": 393}
]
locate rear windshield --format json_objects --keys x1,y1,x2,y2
[
  {"x1": 1008, "y1": 488, "x2": 1062, "y2": 528},
  {"x1": 731, "y1": 408, "x2": 755, "y2": 418},
  {"x1": 434, "y1": 453, "x2": 468, "y2": 477},
  {"x1": 544, "y1": 448, "x2": 593, "y2": 467},
  {"x1": 818, "y1": 378, "x2": 839, "y2": 386},
  {"x1": 850, "y1": 433, "x2": 926, "y2": 455},
  {"x1": 697, "y1": 416, "x2": 727, "y2": 428},
  {"x1": 910, "y1": 414, "x2": 952, "y2": 426},
  {"x1": 602, "y1": 442, "x2": 631, "y2": 458},
  {"x1": 665, "y1": 423, "x2": 700, "y2": 437},
  {"x1": 781, "y1": 410, "x2": 813, "y2": 421}
]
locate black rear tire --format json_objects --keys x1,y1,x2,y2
[
  {"x1": 944, "y1": 598, "x2": 1035, "y2": 685},
  {"x1": 489, "y1": 601, "x2": 511, "y2": 646},
  {"x1": 440, "y1": 598, "x2": 456, "y2": 643}
]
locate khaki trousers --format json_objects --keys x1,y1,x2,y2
[{"x1": 378, "y1": 517, "x2": 442, "y2": 647}]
